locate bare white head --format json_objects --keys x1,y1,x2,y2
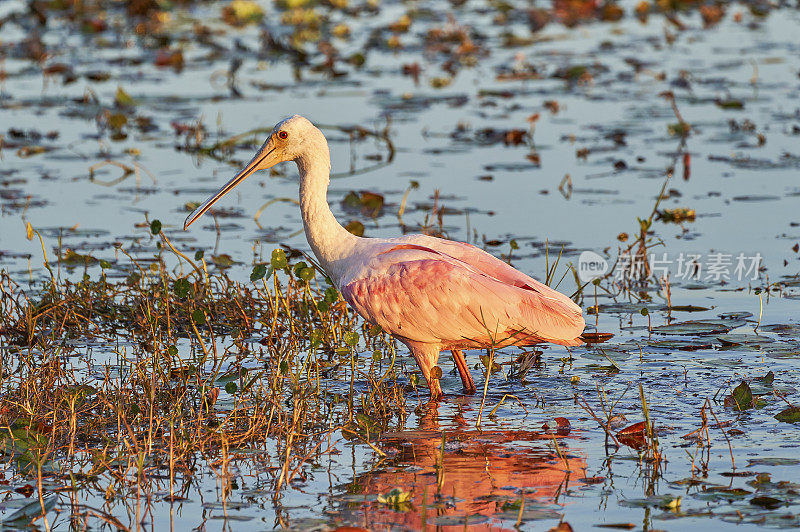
[{"x1": 184, "y1": 115, "x2": 329, "y2": 230}]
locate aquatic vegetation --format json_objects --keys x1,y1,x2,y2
[{"x1": 1, "y1": 0, "x2": 800, "y2": 528}]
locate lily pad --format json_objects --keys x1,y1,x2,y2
[
  {"x1": 652, "y1": 319, "x2": 744, "y2": 336},
  {"x1": 774, "y1": 407, "x2": 800, "y2": 423},
  {"x1": 747, "y1": 458, "x2": 800, "y2": 467},
  {"x1": 717, "y1": 334, "x2": 772, "y2": 347},
  {"x1": 724, "y1": 381, "x2": 755, "y2": 411},
  {"x1": 750, "y1": 496, "x2": 783, "y2": 509}
]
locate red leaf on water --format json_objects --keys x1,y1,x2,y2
[{"x1": 554, "y1": 417, "x2": 571, "y2": 428}]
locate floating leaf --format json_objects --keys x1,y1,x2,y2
[
  {"x1": 377, "y1": 487, "x2": 412, "y2": 510},
  {"x1": 211, "y1": 254, "x2": 235, "y2": 268},
  {"x1": 16, "y1": 146, "x2": 49, "y2": 157},
  {"x1": 345, "y1": 220, "x2": 365, "y2": 236},
  {"x1": 61, "y1": 249, "x2": 98, "y2": 265},
  {"x1": 221, "y1": 0, "x2": 264, "y2": 26},
  {"x1": 3, "y1": 495, "x2": 57, "y2": 524},
  {"x1": 657, "y1": 208, "x2": 696, "y2": 223},
  {"x1": 556, "y1": 65, "x2": 588, "y2": 81},
  {"x1": 653, "y1": 319, "x2": 741, "y2": 336},
  {"x1": 479, "y1": 354, "x2": 502, "y2": 374},
  {"x1": 154, "y1": 49, "x2": 184, "y2": 70},
  {"x1": 582, "y1": 332, "x2": 614, "y2": 343},
  {"x1": 750, "y1": 496, "x2": 782, "y2": 509},
  {"x1": 115, "y1": 86, "x2": 136, "y2": 107},
  {"x1": 756, "y1": 371, "x2": 775, "y2": 385},
  {"x1": 725, "y1": 381, "x2": 754, "y2": 411},
  {"x1": 107, "y1": 113, "x2": 127, "y2": 130},
  {"x1": 150, "y1": 219, "x2": 162, "y2": 235},
  {"x1": 747, "y1": 457, "x2": 800, "y2": 466},
  {"x1": 775, "y1": 407, "x2": 800, "y2": 423},
  {"x1": 667, "y1": 122, "x2": 691, "y2": 136},
  {"x1": 343, "y1": 190, "x2": 384, "y2": 216},
  {"x1": 716, "y1": 98, "x2": 744, "y2": 110},
  {"x1": 617, "y1": 421, "x2": 647, "y2": 450},
  {"x1": 669, "y1": 305, "x2": 710, "y2": 312}
]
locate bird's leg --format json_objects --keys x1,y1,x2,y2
[
  {"x1": 405, "y1": 341, "x2": 443, "y2": 402},
  {"x1": 451, "y1": 349, "x2": 476, "y2": 394}
]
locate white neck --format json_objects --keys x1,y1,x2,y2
[{"x1": 295, "y1": 139, "x2": 358, "y2": 286}]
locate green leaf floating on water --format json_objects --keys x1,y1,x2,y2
[
  {"x1": 3, "y1": 495, "x2": 57, "y2": 524},
  {"x1": 726, "y1": 381, "x2": 754, "y2": 411},
  {"x1": 747, "y1": 457, "x2": 800, "y2": 466},
  {"x1": 653, "y1": 319, "x2": 743, "y2": 336},
  {"x1": 750, "y1": 496, "x2": 783, "y2": 509},
  {"x1": 212, "y1": 254, "x2": 236, "y2": 268},
  {"x1": 775, "y1": 407, "x2": 800, "y2": 423},
  {"x1": 115, "y1": 86, "x2": 136, "y2": 106}
]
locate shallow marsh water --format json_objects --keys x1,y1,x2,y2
[{"x1": 1, "y1": 0, "x2": 800, "y2": 530}]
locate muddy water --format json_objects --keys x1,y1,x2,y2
[{"x1": 2, "y1": 0, "x2": 800, "y2": 529}]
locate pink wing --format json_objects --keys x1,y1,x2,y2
[
  {"x1": 340, "y1": 243, "x2": 584, "y2": 348},
  {"x1": 395, "y1": 234, "x2": 580, "y2": 311}
]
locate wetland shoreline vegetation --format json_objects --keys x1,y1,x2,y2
[{"x1": 1, "y1": 0, "x2": 800, "y2": 529}]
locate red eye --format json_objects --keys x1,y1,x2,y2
[{"x1": 278, "y1": 131, "x2": 288, "y2": 140}]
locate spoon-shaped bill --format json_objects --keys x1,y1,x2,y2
[{"x1": 183, "y1": 142, "x2": 278, "y2": 230}]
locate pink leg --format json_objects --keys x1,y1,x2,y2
[
  {"x1": 451, "y1": 349, "x2": 476, "y2": 394},
  {"x1": 403, "y1": 340, "x2": 443, "y2": 402}
]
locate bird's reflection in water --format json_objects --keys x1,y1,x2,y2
[{"x1": 340, "y1": 404, "x2": 587, "y2": 531}]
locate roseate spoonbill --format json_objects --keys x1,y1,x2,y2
[{"x1": 184, "y1": 115, "x2": 585, "y2": 401}]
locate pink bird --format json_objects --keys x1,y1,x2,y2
[{"x1": 185, "y1": 115, "x2": 585, "y2": 401}]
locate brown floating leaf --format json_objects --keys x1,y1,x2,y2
[
  {"x1": 657, "y1": 208, "x2": 695, "y2": 223},
  {"x1": 155, "y1": 49, "x2": 184, "y2": 70},
  {"x1": 344, "y1": 220, "x2": 364, "y2": 236},
  {"x1": 221, "y1": 0, "x2": 264, "y2": 27},
  {"x1": 581, "y1": 332, "x2": 614, "y2": 343},
  {"x1": 617, "y1": 421, "x2": 647, "y2": 450}
]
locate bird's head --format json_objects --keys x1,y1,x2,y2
[{"x1": 184, "y1": 114, "x2": 326, "y2": 230}]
